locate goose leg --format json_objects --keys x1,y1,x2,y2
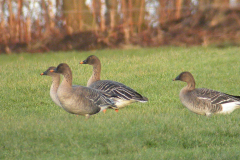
[
  {"x1": 205, "y1": 112, "x2": 212, "y2": 117},
  {"x1": 85, "y1": 114, "x2": 90, "y2": 119}
]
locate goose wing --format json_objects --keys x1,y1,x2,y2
[
  {"x1": 90, "y1": 80, "x2": 148, "y2": 101},
  {"x1": 196, "y1": 88, "x2": 240, "y2": 105},
  {"x1": 81, "y1": 87, "x2": 116, "y2": 109}
]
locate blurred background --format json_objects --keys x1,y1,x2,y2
[{"x1": 0, "y1": 0, "x2": 240, "y2": 54}]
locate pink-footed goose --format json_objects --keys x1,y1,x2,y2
[
  {"x1": 40, "y1": 66, "x2": 62, "y2": 107},
  {"x1": 80, "y1": 55, "x2": 148, "y2": 111},
  {"x1": 40, "y1": 66, "x2": 79, "y2": 108},
  {"x1": 173, "y1": 71, "x2": 240, "y2": 116},
  {"x1": 50, "y1": 63, "x2": 117, "y2": 119}
]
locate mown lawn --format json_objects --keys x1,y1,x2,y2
[{"x1": 0, "y1": 47, "x2": 240, "y2": 159}]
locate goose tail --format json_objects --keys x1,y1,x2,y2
[{"x1": 139, "y1": 96, "x2": 148, "y2": 102}]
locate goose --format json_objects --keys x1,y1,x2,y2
[
  {"x1": 50, "y1": 63, "x2": 117, "y2": 119},
  {"x1": 40, "y1": 66, "x2": 79, "y2": 108},
  {"x1": 40, "y1": 66, "x2": 62, "y2": 107},
  {"x1": 173, "y1": 71, "x2": 240, "y2": 116},
  {"x1": 79, "y1": 55, "x2": 148, "y2": 111}
]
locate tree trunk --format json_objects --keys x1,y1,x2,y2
[
  {"x1": 108, "y1": 0, "x2": 118, "y2": 30},
  {"x1": 138, "y1": 0, "x2": 145, "y2": 33},
  {"x1": 63, "y1": 0, "x2": 94, "y2": 33},
  {"x1": 176, "y1": 0, "x2": 182, "y2": 19},
  {"x1": 213, "y1": 0, "x2": 229, "y2": 8},
  {"x1": 159, "y1": 0, "x2": 167, "y2": 25},
  {"x1": 128, "y1": 0, "x2": 133, "y2": 35},
  {"x1": 17, "y1": 0, "x2": 23, "y2": 42}
]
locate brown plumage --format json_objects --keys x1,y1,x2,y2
[
  {"x1": 41, "y1": 66, "x2": 62, "y2": 107},
  {"x1": 50, "y1": 63, "x2": 117, "y2": 119},
  {"x1": 80, "y1": 55, "x2": 148, "y2": 111},
  {"x1": 173, "y1": 71, "x2": 240, "y2": 116}
]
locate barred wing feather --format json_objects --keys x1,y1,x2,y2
[
  {"x1": 89, "y1": 80, "x2": 147, "y2": 102},
  {"x1": 80, "y1": 87, "x2": 116, "y2": 109},
  {"x1": 196, "y1": 88, "x2": 240, "y2": 105}
]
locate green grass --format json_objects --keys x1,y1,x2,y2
[{"x1": 1, "y1": 47, "x2": 240, "y2": 159}]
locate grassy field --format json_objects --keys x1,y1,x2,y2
[{"x1": 0, "y1": 47, "x2": 240, "y2": 159}]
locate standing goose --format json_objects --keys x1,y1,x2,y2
[
  {"x1": 40, "y1": 67, "x2": 80, "y2": 108},
  {"x1": 50, "y1": 63, "x2": 117, "y2": 119},
  {"x1": 173, "y1": 71, "x2": 240, "y2": 116},
  {"x1": 40, "y1": 66, "x2": 62, "y2": 107},
  {"x1": 80, "y1": 55, "x2": 148, "y2": 111}
]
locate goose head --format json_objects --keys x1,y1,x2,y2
[
  {"x1": 173, "y1": 71, "x2": 196, "y2": 90},
  {"x1": 50, "y1": 63, "x2": 71, "y2": 74},
  {"x1": 80, "y1": 55, "x2": 99, "y2": 65},
  {"x1": 40, "y1": 66, "x2": 57, "y2": 76}
]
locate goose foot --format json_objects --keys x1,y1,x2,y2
[
  {"x1": 103, "y1": 109, "x2": 107, "y2": 114},
  {"x1": 85, "y1": 114, "x2": 90, "y2": 120}
]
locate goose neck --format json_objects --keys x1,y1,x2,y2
[
  {"x1": 62, "y1": 70, "x2": 72, "y2": 87},
  {"x1": 87, "y1": 63, "x2": 101, "y2": 86},
  {"x1": 187, "y1": 80, "x2": 195, "y2": 91},
  {"x1": 51, "y1": 75, "x2": 60, "y2": 91}
]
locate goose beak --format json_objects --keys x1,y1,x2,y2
[
  {"x1": 79, "y1": 60, "x2": 86, "y2": 64},
  {"x1": 40, "y1": 71, "x2": 47, "y2": 75},
  {"x1": 173, "y1": 75, "x2": 180, "y2": 81},
  {"x1": 50, "y1": 69, "x2": 55, "y2": 73}
]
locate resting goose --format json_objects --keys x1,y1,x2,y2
[
  {"x1": 40, "y1": 66, "x2": 62, "y2": 107},
  {"x1": 50, "y1": 63, "x2": 117, "y2": 119},
  {"x1": 80, "y1": 55, "x2": 148, "y2": 111},
  {"x1": 173, "y1": 71, "x2": 240, "y2": 116}
]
